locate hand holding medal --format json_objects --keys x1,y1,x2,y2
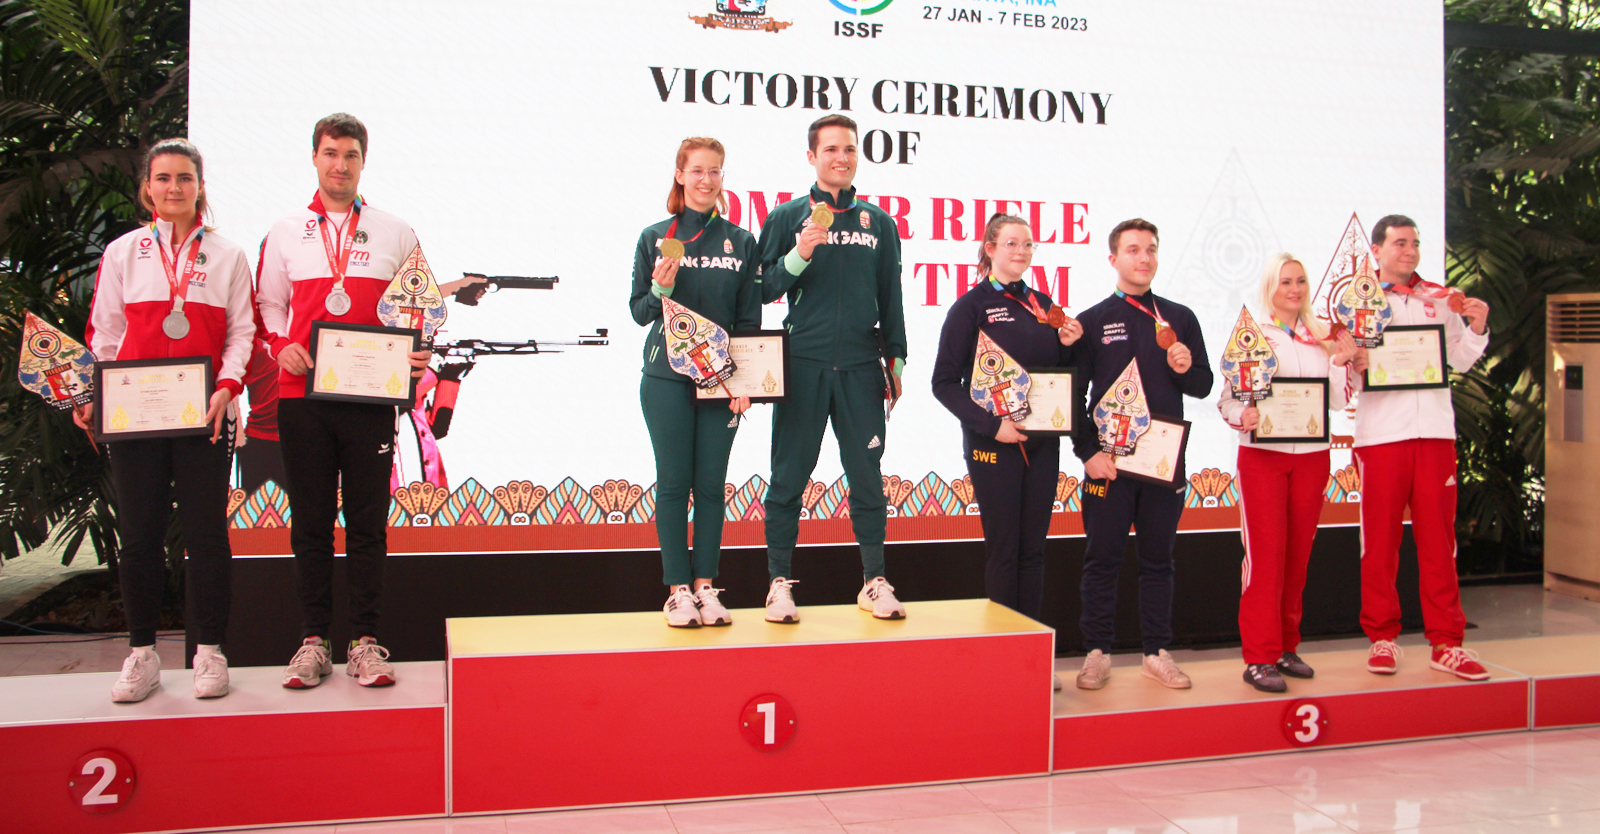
[{"x1": 795, "y1": 199, "x2": 835, "y2": 261}]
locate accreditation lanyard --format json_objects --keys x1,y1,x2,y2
[
  {"x1": 1271, "y1": 315, "x2": 1328, "y2": 347},
  {"x1": 664, "y1": 211, "x2": 718, "y2": 247},
  {"x1": 152, "y1": 223, "x2": 202, "y2": 314},
  {"x1": 1116, "y1": 289, "x2": 1167, "y2": 327},
  {"x1": 990, "y1": 276, "x2": 1050, "y2": 323},
  {"x1": 318, "y1": 198, "x2": 363, "y2": 294}
]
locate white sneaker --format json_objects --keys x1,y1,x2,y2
[
  {"x1": 765, "y1": 577, "x2": 800, "y2": 624},
  {"x1": 193, "y1": 645, "x2": 229, "y2": 699},
  {"x1": 282, "y1": 637, "x2": 332, "y2": 689},
  {"x1": 1076, "y1": 649, "x2": 1110, "y2": 690},
  {"x1": 665, "y1": 586, "x2": 703, "y2": 628},
  {"x1": 1141, "y1": 649, "x2": 1193, "y2": 689},
  {"x1": 346, "y1": 637, "x2": 396, "y2": 687},
  {"x1": 1053, "y1": 673, "x2": 1063, "y2": 692},
  {"x1": 695, "y1": 585, "x2": 732, "y2": 626},
  {"x1": 858, "y1": 576, "x2": 906, "y2": 619},
  {"x1": 111, "y1": 647, "x2": 161, "y2": 703}
]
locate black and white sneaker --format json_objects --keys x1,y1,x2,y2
[
  {"x1": 1243, "y1": 664, "x2": 1287, "y2": 693},
  {"x1": 1277, "y1": 652, "x2": 1315, "y2": 679}
]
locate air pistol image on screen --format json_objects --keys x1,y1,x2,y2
[
  {"x1": 452, "y1": 272, "x2": 561, "y2": 306},
  {"x1": 718, "y1": 0, "x2": 767, "y2": 14}
]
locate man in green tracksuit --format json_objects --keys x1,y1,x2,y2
[{"x1": 757, "y1": 114, "x2": 908, "y2": 623}]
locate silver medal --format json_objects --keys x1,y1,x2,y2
[
  {"x1": 325, "y1": 289, "x2": 352, "y2": 316},
  {"x1": 162, "y1": 310, "x2": 190, "y2": 339}
]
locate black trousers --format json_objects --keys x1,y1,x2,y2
[
  {"x1": 965, "y1": 430, "x2": 1058, "y2": 620},
  {"x1": 109, "y1": 433, "x2": 234, "y2": 648},
  {"x1": 278, "y1": 398, "x2": 395, "y2": 641},
  {"x1": 237, "y1": 435, "x2": 286, "y2": 496},
  {"x1": 1079, "y1": 474, "x2": 1185, "y2": 654}
]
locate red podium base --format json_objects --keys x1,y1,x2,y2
[
  {"x1": 447, "y1": 599, "x2": 1055, "y2": 813},
  {"x1": 0, "y1": 661, "x2": 446, "y2": 833},
  {"x1": 1479, "y1": 635, "x2": 1600, "y2": 729}
]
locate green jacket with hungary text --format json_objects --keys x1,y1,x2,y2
[{"x1": 629, "y1": 207, "x2": 762, "y2": 381}]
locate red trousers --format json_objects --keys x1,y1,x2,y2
[
  {"x1": 1355, "y1": 439, "x2": 1466, "y2": 646},
  {"x1": 1237, "y1": 446, "x2": 1328, "y2": 665}
]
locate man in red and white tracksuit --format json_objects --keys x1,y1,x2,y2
[
  {"x1": 1349, "y1": 215, "x2": 1492, "y2": 681},
  {"x1": 255, "y1": 113, "x2": 428, "y2": 689}
]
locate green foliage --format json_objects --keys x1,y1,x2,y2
[
  {"x1": 0, "y1": 0, "x2": 188, "y2": 566},
  {"x1": 1445, "y1": 0, "x2": 1600, "y2": 572}
]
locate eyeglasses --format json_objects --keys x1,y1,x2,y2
[
  {"x1": 680, "y1": 168, "x2": 725, "y2": 181},
  {"x1": 998, "y1": 240, "x2": 1038, "y2": 253}
]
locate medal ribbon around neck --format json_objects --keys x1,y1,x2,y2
[
  {"x1": 659, "y1": 211, "x2": 717, "y2": 260},
  {"x1": 317, "y1": 198, "x2": 363, "y2": 297},
  {"x1": 990, "y1": 276, "x2": 1059, "y2": 325},
  {"x1": 152, "y1": 222, "x2": 202, "y2": 319},
  {"x1": 1381, "y1": 274, "x2": 1467, "y2": 313},
  {"x1": 1116, "y1": 289, "x2": 1167, "y2": 325},
  {"x1": 1271, "y1": 315, "x2": 1337, "y2": 347}
]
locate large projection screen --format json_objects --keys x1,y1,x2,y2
[{"x1": 191, "y1": 0, "x2": 1443, "y2": 553}]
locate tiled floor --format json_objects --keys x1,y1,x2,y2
[{"x1": 9, "y1": 584, "x2": 1599, "y2": 833}]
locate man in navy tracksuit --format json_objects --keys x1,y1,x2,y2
[{"x1": 1071, "y1": 218, "x2": 1213, "y2": 690}]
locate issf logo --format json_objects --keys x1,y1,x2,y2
[{"x1": 829, "y1": 0, "x2": 894, "y2": 14}]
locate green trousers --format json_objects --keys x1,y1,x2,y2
[
  {"x1": 641, "y1": 374, "x2": 740, "y2": 586},
  {"x1": 764, "y1": 363, "x2": 888, "y2": 581}
]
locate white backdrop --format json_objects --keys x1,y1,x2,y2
[{"x1": 191, "y1": 0, "x2": 1443, "y2": 529}]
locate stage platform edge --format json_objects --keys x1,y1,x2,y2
[
  {"x1": 447, "y1": 598, "x2": 1056, "y2": 814},
  {"x1": 1051, "y1": 646, "x2": 1533, "y2": 771},
  {"x1": 1477, "y1": 635, "x2": 1600, "y2": 729},
  {"x1": 0, "y1": 661, "x2": 447, "y2": 834}
]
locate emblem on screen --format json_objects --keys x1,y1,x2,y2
[
  {"x1": 829, "y1": 0, "x2": 894, "y2": 14},
  {"x1": 692, "y1": 0, "x2": 792, "y2": 31}
]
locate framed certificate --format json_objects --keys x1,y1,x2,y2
[
  {"x1": 1366, "y1": 324, "x2": 1448, "y2": 391},
  {"x1": 1252, "y1": 377, "x2": 1331, "y2": 444},
  {"x1": 1115, "y1": 414, "x2": 1190, "y2": 488},
  {"x1": 1016, "y1": 367, "x2": 1075, "y2": 435},
  {"x1": 93, "y1": 356, "x2": 214, "y2": 442},
  {"x1": 695, "y1": 330, "x2": 789, "y2": 404},
  {"x1": 306, "y1": 321, "x2": 420, "y2": 407}
]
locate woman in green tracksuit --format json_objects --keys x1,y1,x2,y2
[{"x1": 629, "y1": 136, "x2": 762, "y2": 628}]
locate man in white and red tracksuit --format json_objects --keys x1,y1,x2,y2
[
  {"x1": 1350, "y1": 215, "x2": 1492, "y2": 681},
  {"x1": 255, "y1": 113, "x2": 429, "y2": 690}
]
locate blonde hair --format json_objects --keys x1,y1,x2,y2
[
  {"x1": 666, "y1": 137, "x2": 728, "y2": 216},
  {"x1": 1259, "y1": 252, "x2": 1334, "y2": 355}
]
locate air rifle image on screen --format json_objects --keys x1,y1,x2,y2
[
  {"x1": 453, "y1": 273, "x2": 559, "y2": 306},
  {"x1": 431, "y1": 331, "x2": 609, "y2": 359}
]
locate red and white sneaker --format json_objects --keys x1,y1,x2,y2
[
  {"x1": 1431, "y1": 645, "x2": 1490, "y2": 681},
  {"x1": 282, "y1": 636, "x2": 332, "y2": 689},
  {"x1": 346, "y1": 637, "x2": 396, "y2": 687},
  {"x1": 1367, "y1": 639, "x2": 1402, "y2": 674}
]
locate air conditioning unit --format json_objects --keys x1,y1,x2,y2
[{"x1": 1545, "y1": 292, "x2": 1600, "y2": 601}]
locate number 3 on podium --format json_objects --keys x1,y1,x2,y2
[{"x1": 1283, "y1": 700, "x2": 1329, "y2": 747}]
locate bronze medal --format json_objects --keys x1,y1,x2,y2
[
  {"x1": 1447, "y1": 290, "x2": 1467, "y2": 314},
  {"x1": 659, "y1": 237, "x2": 685, "y2": 261},
  {"x1": 810, "y1": 204, "x2": 835, "y2": 229},
  {"x1": 1155, "y1": 322, "x2": 1177, "y2": 350},
  {"x1": 1327, "y1": 321, "x2": 1348, "y2": 339},
  {"x1": 1047, "y1": 306, "x2": 1069, "y2": 329}
]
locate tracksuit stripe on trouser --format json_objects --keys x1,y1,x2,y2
[
  {"x1": 641, "y1": 374, "x2": 739, "y2": 586},
  {"x1": 1236, "y1": 446, "x2": 1327, "y2": 665},
  {"x1": 1355, "y1": 438, "x2": 1467, "y2": 646},
  {"x1": 764, "y1": 364, "x2": 887, "y2": 581}
]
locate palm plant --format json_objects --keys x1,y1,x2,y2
[
  {"x1": 1445, "y1": 0, "x2": 1600, "y2": 573},
  {"x1": 0, "y1": 0, "x2": 188, "y2": 566}
]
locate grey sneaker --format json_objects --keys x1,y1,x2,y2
[
  {"x1": 1141, "y1": 649, "x2": 1193, "y2": 689},
  {"x1": 765, "y1": 577, "x2": 800, "y2": 624},
  {"x1": 1076, "y1": 649, "x2": 1110, "y2": 690},
  {"x1": 664, "y1": 586, "x2": 702, "y2": 628},
  {"x1": 346, "y1": 637, "x2": 396, "y2": 687},
  {"x1": 192, "y1": 645, "x2": 230, "y2": 699},
  {"x1": 111, "y1": 647, "x2": 161, "y2": 703},
  {"x1": 1277, "y1": 652, "x2": 1315, "y2": 679},
  {"x1": 1244, "y1": 663, "x2": 1287, "y2": 693},
  {"x1": 282, "y1": 637, "x2": 332, "y2": 689}
]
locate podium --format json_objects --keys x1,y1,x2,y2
[{"x1": 447, "y1": 599, "x2": 1055, "y2": 813}]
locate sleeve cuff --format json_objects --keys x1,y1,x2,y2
[
  {"x1": 783, "y1": 248, "x2": 810, "y2": 276},
  {"x1": 268, "y1": 336, "x2": 293, "y2": 360},
  {"x1": 217, "y1": 379, "x2": 243, "y2": 398},
  {"x1": 650, "y1": 281, "x2": 674, "y2": 298},
  {"x1": 892, "y1": 358, "x2": 905, "y2": 376}
]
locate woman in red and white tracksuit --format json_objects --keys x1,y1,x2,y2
[
  {"x1": 81, "y1": 139, "x2": 256, "y2": 703},
  {"x1": 1217, "y1": 253, "x2": 1357, "y2": 692}
]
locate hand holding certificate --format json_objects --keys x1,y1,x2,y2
[
  {"x1": 93, "y1": 357, "x2": 214, "y2": 441},
  {"x1": 1115, "y1": 414, "x2": 1190, "y2": 487},
  {"x1": 1251, "y1": 378, "x2": 1330, "y2": 443},
  {"x1": 1016, "y1": 368, "x2": 1075, "y2": 435},
  {"x1": 695, "y1": 330, "x2": 790, "y2": 403},
  {"x1": 306, "y1": 321, "x2": 421, "y2": 407},
  {"x1": 1364, "y1": 324, "x2": 1448, "y2": 390}
]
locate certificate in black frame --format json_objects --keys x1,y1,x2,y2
[
  {"x1": 694, "y1": 329, "x2": 791, "y2": 405},
  {"x1": 305, "y1": 320, "x2": 421, "y2": 408},
  {"x1": 93, "y1": 355, "x2": 215, "y2": 442},
  {"x1": 1251, "y1": 376, "x2": 1331, "y2": 444},
  {"x1": 1365, "y1": 324, "x2": 1449, "y2": 391},
  {"x1": 1115, "y1": 413, "x2": 1191, "y2": 488},
  {"x1": 1016, "y1": 366, "x2": 1077, "y2": 437}
]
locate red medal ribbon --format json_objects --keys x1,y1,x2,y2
[
  {"x1": 1117, "y1": 289, "x2": 1169, "y2": 325},
  {"x1": 1381, "y1": 273, "x2": 1465, "y2": 311},
  {"x1": 151, "y1": 223, "x2": 201, "y2": 312},
  {"x1": 990, "y1": 277, "x2": 1051, "y2": 323},
  {"x1": 809, "y1": 194, "x2": 859, "y2": 212},
  {"x1": 316, "y1": 199, "x2": 363, "y2": 290},
  {"x1": 664, "y1": 211, "x2": 717, "y2": 248}
]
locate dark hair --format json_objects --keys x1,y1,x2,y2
[
  {"x1": 808, "y1": 114, "x2": 858, "y2": 152},
  {"x1": 139, "y1": 138, "x2": 207, "y2": 221},
  {"x1": 312, "y1": 112, "x2": 368, "y2": 157},
  {"x1": 976, "y1": 212, "x2": 1030, "y2": 278},
  {"x1": 1108, "y1": 217, "x2": 1159, "y2": 254},
  {"x1": 1371, "y1": 214, "x2": 1418, "y2": 246},
  {"x1": 666, "y1": 137, "x2": 729, "y2": 216}
]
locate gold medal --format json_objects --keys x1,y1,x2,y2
[
  {"x1": 810, "y1": 204, "x2": 835, "y2": 229},
  {"x1": 659, "y1": 237, "x2": 685, "y2": 261}
]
